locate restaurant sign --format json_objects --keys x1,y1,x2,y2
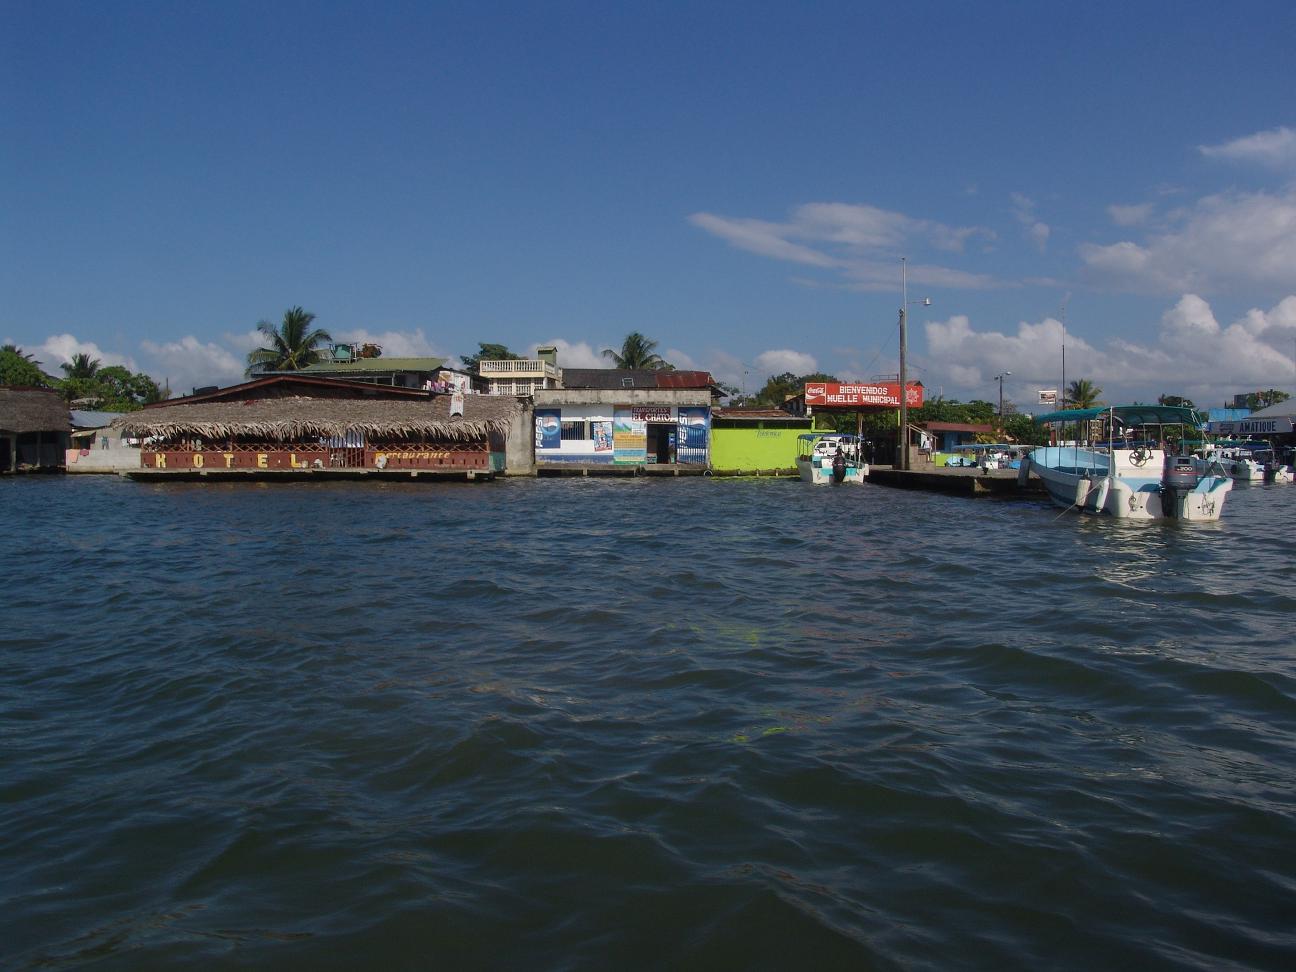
[{"x1": 804, "y1": 382, "x2": 923, "y2": 408}]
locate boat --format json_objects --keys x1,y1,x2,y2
[
  {"x1": 796, "y1": 433, "x2": 868, "y2": 484},
  {"x1": 1020, "y1": 405, "x2": 1232, "y2": 521}
]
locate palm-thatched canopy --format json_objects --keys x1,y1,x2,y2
[
  {"x1": 111, "y1": 394, "x2": 523, "y2": 442},
  {"x1": 0, "y1": 387, "x2": 71, "y2": 434}
]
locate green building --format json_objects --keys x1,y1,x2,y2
[{"x1": 709, "y1": 408, "x2": 813, "y2": 476}]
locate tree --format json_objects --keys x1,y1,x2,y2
[
  {"x1": 0, "y1": 348, "x2": 52, "y2": 387},
  {"x1": 1158, "y1": 394, "x2": 1195, "y2": 408},
  {"x1": 603, "y1": 332, "x2": 671, "y2": 370},
  {"x1": 1, "y1": 343, "x2": 41, "y2": 366},
  {"x1": 1066, "y1": 378, "x2": 1102, "y2": 408},
  {"x1": 1244, "y1": 389, "x2": 1291, "y2": 409},
  {"x1": 460, "y1": 342, "x2": 522, "y2": 374},
  {"x1": 246, "y1": 306, "x2": 332, "y2": 375},
  {"x1": 61, "y1": 352, "x2": 101, "y2": 381},
  {"x1": 752, "y1": 372, "x2": 839, "y2": 407}
]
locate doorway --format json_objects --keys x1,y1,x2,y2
[{"x1": 647, "y1": 424, "x2": 676, "y2": 464}]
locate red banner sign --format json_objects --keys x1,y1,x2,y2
[{"x1": 804, "y1": 382, "x2": 923, "y2": 409}]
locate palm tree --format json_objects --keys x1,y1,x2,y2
[
  {"x1": 1, "y1": 343, "x2": 40, "y2": 366},
  {"x1": 61, "y1": 352, "x2": 101, "y2": 380},
  {"x1": 246, "y1": 307, "x2": 332, "y2": 375},
  {"x1": 1066, "y1": 378, "x2": 1102, "y2": 409},
  {"x1": 602, "y1": 332, "x2": 671, "y2": 370}
]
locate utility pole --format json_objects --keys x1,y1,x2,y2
[{"x1": 897, "y1": 258, "x2": 931, "y2": 470}]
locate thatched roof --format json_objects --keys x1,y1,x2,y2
[
  {"x1": 0, "y1": 387, "x2": 71, "y2": 434},
  {"x1": 112, "y1": 394, "x2": 523, "y2": 441}
]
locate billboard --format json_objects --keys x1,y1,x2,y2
[
  {"x1": 612, "y1": 408, "x2": 647, "y2": 463},
  {"x1": 534, "y1": 409, "x2": 561, "y2": 450},
  {"x1": 1038, "y1": 389, "x2": 1058, "y2": 406},
  {"x1": 804, "y1": 382, "x2": 923, "y2": 408}
]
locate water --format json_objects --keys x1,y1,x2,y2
[{"x1": 2, "y1": 475, "x2": 1293, "y2": 970}]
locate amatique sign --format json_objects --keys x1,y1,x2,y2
[
  {"x1": 804, "y1": 382, "x2": 924, "y2": 408},
  {"x1": 1209, "y1": 417, "x2": 1294, "y2": 435}
]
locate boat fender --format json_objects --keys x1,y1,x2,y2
[
  {"x1": 1091, "y1": 477, "x2": 1110, "y2": 511},
  {"x1": 1073, "y1": 478, "x2": 1090, "y2": 506}
]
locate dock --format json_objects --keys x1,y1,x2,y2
[
  {"x1": 866, "y1": 465, "x2": 1043, "y2": 497},
  {"x1": 536, "y1": 463, "x2": 709, "y2": 477}
]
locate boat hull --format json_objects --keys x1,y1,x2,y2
[
  {"x1": 1026, "y1": 448, "x2": 1230, "y2": 521},
  {"x1": 797, "y1": 457, "x2": 868, "y2": 484}
]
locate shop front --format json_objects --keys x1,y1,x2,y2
[{"x1": 535, "y1": 403, "x2": 710, "y2": 466}]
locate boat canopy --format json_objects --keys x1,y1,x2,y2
[{"x1": 1032, "y1": 404, "x2": 1205, "y2": 428}]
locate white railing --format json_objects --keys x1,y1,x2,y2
[{"x1": 479, "y1": 359, "x2": 559, "y2": 378}]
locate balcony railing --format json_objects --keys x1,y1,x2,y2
[{"x1": 478, "y1": 359, "x2": 559, "y2": 379}]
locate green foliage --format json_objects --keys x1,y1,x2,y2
[
  {"x1": 60, "y1": 352, "x2": 101, "y2": 381},
  {"x1": 54, "y1": 364, "x2": 166, "y2": 410},
  {"x1": 603, "y1": 332, "x2": 671, "y2": 370},
  {"x1": 246, "y1": 306, "x2": 332, "y2": 375},
  {"x1": 751, "y1": 372, "x2": 839, "y2": 407},
  {"x1": 0, "y1": 348, "x2": 53, "y2": 387},
  {"x1": 1157, "y1": 394, "x2": 1195, "y2": 408},
  {"x1": 1242, "y1": 389, "x2": 1291, "y2": 409},
  {"x1": 460, "y1": 342, "x2": 522, "y2": 374},
  {"x1": 1003, "y1": 413, "x2": 1048, "y2": 445},
  {"x1": 1066, "y1": 378, "x2": 1102, "y2": 408}
]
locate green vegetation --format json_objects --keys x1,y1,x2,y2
[
  {"x1": 460, "y1": 342, "x2": 522, "y2": 374},
  {"x1": 1241, "y1": 389, "x2": 1291, "y2": 409},
  {"x1": 0, "y1": 346, "x2": 53, "y2": 388},
  {"x1": 246, "y1": 306, "x2": 332, "y2": 375},
  {"x1": 603, "y1": 332, "x2": 672, "y2": 370},
  {"x1": 1066, "y1": 378, "x2": 1102, "y2": 409}
]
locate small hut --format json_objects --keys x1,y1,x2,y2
[
  {"x1": 112, "y1": 375, "x2": 530, "y2": 480},
  {"x1": 0, "y1": 387, "x2": 71, "y2": 473}
]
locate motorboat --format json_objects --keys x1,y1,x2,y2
[
  {"x1": 1021, "y1": 405, "x2": 1231, "y2": 521},
  {"x1": 796, "y1": 433, "x2": 868, "y2": 484}
]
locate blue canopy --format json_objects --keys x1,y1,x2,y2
[{"x1": 1033, "y1": 404, "x2": 1205, "y2": 428}]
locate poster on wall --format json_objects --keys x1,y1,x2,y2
[
  {"x1": 612, "y1": 409, "x2": 647, "y2": 464},
  {"x1": 592, "y1": 421, "x2": 613, "y2": 452},
  {"x1": 676, "y1": 407, "x2": 709, "y2": 450},
  {"x1": 535, "y1": 409, "x2": 562, "y2": 450}
]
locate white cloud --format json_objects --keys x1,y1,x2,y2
[
  {"x1": 689, "y1": 202, "x2": 1000, "y2": 291},
  {"x1": 535, "y1": 339, "x2": 606, "y2": 369},
  {"x1": 139, "y1": 335, "x2": 245, "y2": 393},
  {"x1": 1107, "y1": 203, "x2": 1154, "y2": 227},
  {"x1": 754, "y1": 348, "x2": 818, "y2": 375},
  {"x1": 1079, "y1": 187, "x2": 1296, "y2": 293},
  {"x1": 921, "y1": 295, "x2": 1296, "y2": 406},
  {"x1": 663, "y1": 347, "x2": 699, "y2": 371},
  {"x1": 1011, "y1": 193, "x2": 1050, "y2": 252},
  {"x1": 1199, "y1": 126, "x2": 1296, "y2": 169},
  {"x1": 37, "y1": 334, "x2": 136, "y2": 372}
]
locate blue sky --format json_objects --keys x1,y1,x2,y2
[{"x1": 4, "y1": 0, "x2": 1296, "y2": 408}]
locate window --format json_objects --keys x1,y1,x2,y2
[{"x1": 560, "y1": 421, "x2": 588, "y2": 441}]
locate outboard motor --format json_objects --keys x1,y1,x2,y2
[
  {"x1": 1160, "y1": 454, "x2": 1200, "y2": 518},
  {"x1": 831, "y1": 450, "x2": 847, "y2": 484}
]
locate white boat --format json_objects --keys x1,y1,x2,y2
[
  {"x1": 1021, "y1": 405, "x2": 1232, "y2": 521},
  {"x1": 796, "y1": 433, "x2": 868, "y2": 484}
]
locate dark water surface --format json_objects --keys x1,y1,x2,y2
[{"x1": 3, "y1": 475, "x2": 1294, "y2": 970}]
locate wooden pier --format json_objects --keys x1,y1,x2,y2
[{"x1": 866, "y1": 465, "x2": 1043, "y2": 497}]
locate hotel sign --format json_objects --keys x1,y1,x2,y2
[{"x1": 804, "y1": 382, "x2": 923, "y2": 408}]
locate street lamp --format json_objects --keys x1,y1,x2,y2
[
  {"x1": 898, "y1": 257, "x2": 932, "y2": 470},
  {"x1": 996, "y1": 372, "x2": 1012, "y2": 428}
]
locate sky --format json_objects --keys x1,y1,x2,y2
[{"x1": 4, "y1": 0, "x2": 1296, "y2": 409}]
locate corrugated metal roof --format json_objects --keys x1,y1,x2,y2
[{"x1": 561, "y1": 368, "x2": 717, "y2": 390}]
